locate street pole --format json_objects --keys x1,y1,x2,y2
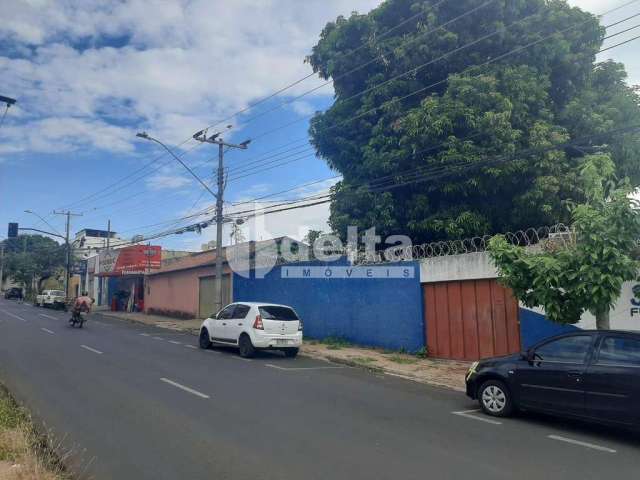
[
  {"x1": 215, "y1": 142, "x2": 224, "y2": 312},
  {"x1": 107, "y1": 220, "x2": 111, "y2": 250},
  {"x1": 54, "y1": 210, "x2": 82, "y2": 299},
  {"x1": 0, "y1": 244, "x2": 4, "y2": 291},
  {"x1": 193, "y1": 131, "x2": 250, "y2": 313}
]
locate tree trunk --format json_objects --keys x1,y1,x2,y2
[{"x1": 595, "y1": 308, "x2": 610, "y2": 330}]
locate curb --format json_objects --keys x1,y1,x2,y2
[{"x1": 97, "y1": 312, "x2": 200, "y2": 336}]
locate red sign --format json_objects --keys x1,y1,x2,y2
[{"x1": 97, "y1": 245, "x2": 161, "y2": 276}]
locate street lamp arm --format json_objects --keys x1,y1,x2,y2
[
  {"x1": 18, "y1": 227, "x2": 66, "y2": 240},
  {"x1": 136, "y1": 132, "x2": 219, "y2": 200}
]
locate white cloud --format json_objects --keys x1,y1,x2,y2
[
  {"x1": 290, "y1": 100, "x2": 316, "y2": 117},
  {"x1": 0, "y1": 0, "x2": 380, "y2": 157},
  {"x1": 146, "y1": 174, "x2": 192, "y2": 190}
]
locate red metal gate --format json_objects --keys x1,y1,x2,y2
[{"x1": 423, "y1": 279, "x2": 521, "y2": 360}]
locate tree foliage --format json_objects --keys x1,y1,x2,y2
[
  {"x1": 487, "y1": 154, "x2": 640, "y2": 328},
  {"x1": 1, "y1": 235, "x2": 66, "y2": 294},
  {"x1": 307, "y1": 0, "x2": 640, "y2": 243}
]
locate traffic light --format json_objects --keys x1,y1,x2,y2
[{"x1": 7, "y1": 222, "x2": 18, "y2": 239}]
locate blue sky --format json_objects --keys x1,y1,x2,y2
[{"x1": 1, "y1": 0, "x2": 639, "y2": 251}]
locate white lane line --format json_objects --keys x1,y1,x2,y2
[
  {"x1": 139, "y1": 333, "x2": 151, "y2": 337},
  {"x1": 547, "y1": 435, "x2": 616, "y2": 453},
  {"x1": 265, "y1": 364, "x2": 344, "y2": 371},
  {"x1": 168, "y1": 340, "x2": 182, "y2": 345},
  {"x1": 39, "y1": 313, "x2": 58, "y2": 320},
  {"x1": 1, "y1": 310, "x2": 26, "y2": 322},
  {"x1": 452, "y1": 409, "x2": 503, "y2": 425},
  {"x1": 80, "y1": 345, "x2": 103, "y2": 355},
  {"x1": 231, "y1": 356, "x2": 252, "y2": 362},
  {"x1": 40, "y1": 327, "x2": 55, "y2": 335},
  {"x1": 152, "y1": 337, "x2": 164, "y2": 341},
  {"x1": 185, "y1": 344, "x2": 197, "y2": 349},
  {"x1": 160, "y1": 378, "x2": 210, "y2": 399}
]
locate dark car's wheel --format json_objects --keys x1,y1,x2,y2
[
  {"x1": 199, "y1": 328, "x2": 212, "y2": 349},
  {"x1": 478, "y1": 380, "x2": 513, "y2": 417},
  {"x1": 238, "y1": 334, "x2": 255, "y2": 358},
  {"x1": 283, "y1": 348, "x2": 299, "y2": 358}
]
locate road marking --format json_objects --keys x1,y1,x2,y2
[
  {"x1": 452, "y1": 409, "x2": 503, "y2": 425},
  {"x1": 159, "y1": 378, "x2": 209, "y2": 399},
  {"x1": 39, "y1": 313, "x2": 58, "y2": 320},
  {"x1": 139, "y1": 333, "x2": 151, "y2": 337},
  {"x1": 40, "y1": 327, "x2": 55, "y2": 335},
  {"x1": 547, "y1": 435, "x2": 616, "y2": 453},
  {"x1": 80, "y1": 345, "x2": 103, "y2": 355},
  {"x1": 265, "y1": 363, "x2": 344, "y2": 371},
  {"x1": 1, "y1": 310, "x2": 26, "y2": 322},
  {"x1": 231, "y1": 356, "x2": 252, "y2": 362},
  {"x1": 169, "y1": 340, "x2": 182, "y2": 345},
  {"x1": 152, "y1": 337, "x2": 164, "y2": 341},
  {"x1": 185, "y1": 344, "x2": 197, "y2": 349}
]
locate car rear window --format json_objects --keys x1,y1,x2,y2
[
  {"x1": 259, "y1": 306, "x2": 298, "y2": 321},
  {"x1": 597, "y1": 337, "x2": 640, "y2": 367},
  {"x1": 51, "y1": 291, "x2": 65, "y2": 296}
]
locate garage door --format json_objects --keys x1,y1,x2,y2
[
  {"x1": 423, "y1": 279, "x2": 521, "y2": 360},
  {"x1": 198, "y1": 274, "x2": 231, "y2": 318}
]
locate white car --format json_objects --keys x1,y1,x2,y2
[
  {"x1": 199, "y1": 302, "x2": 303, "y2": 358},
  {"x1": 36, "y1": 290, "x2": 66, "y2": 309}
]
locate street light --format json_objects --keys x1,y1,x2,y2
[
  {"x1": 24, "y1": 209, "x2": 62, "y2": 236},
  {"x1": 136, "y1": 132, "x2": 218, "y2": 199}
]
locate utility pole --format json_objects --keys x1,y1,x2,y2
[
  {"x1": 106, "y1": 220, "x2": 111, "y2": 250},
  {"x1": 0, "y1": 244, "x2": 4, "y2": 291},
  {"x1": 193, "y1": 129, "x2": 251, "y2": 313},
  {"x1": 53, "y1": 210, "x2": 83, "y2": 299}
]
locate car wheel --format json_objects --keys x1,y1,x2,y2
[
  {"x1": 199, "y1": 328, "x2": 212, "y2": 349},
  {"x1": 238, "y1": 334, "x2": 255, "y2": 358},
  {"x1": 283, "y1": 348, "x2": 299, "y2": 358},
  {"x1": 478, "y1": 380, "x2": 513, "y2": 417}
]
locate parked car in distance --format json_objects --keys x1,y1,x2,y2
[
  {"x1": 199, "y1": 302, "x2": 303, "y2": 358},
  {"x1": 466, "y1": 330, "x2": 640, "y2": 430},
  {"x1": 36, "y1": 290, "x2": 66, "y2": 309},
  {"x1": 3, "y1": 287, "x2": 23, "y2": 300}
]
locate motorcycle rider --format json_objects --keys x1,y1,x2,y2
[{"x1": 71, "y1": 292, "x2": 93, "y2": 323}]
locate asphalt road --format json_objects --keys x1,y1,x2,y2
[{"x1": 0, "y1": 298, "x2": 638, "y2": 479}]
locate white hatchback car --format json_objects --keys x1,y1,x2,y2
[{"x1": 199, "y1": 302, "x2": 303, "y2": 358}]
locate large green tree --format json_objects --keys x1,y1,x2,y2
[
  {"x1": 307, "y1": 0, "x2": 640, "y2": 243},
  {"x1": 488, "y1": 154, "x2": 640, "y2": 329},
  {"x1": 1, "y1": 235, "x2": 66, "y2": 295}
]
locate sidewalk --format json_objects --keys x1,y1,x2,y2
[
  {"x1": 99, "y1": 311, "x2": 202, "y2": 335},
  {"x1": 98, "y1": 311, "x2": 469, "y2": 391}
]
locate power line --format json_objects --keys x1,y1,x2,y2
[
  {"x1": 56, "y1": 4, "x2": 450, "y2": 214},
  {"x1": 603, "y1": 22, "x2": 640, "y2": 40},
  {"x1": 599, "y1": 33, "x2": 640, "y2": 51},
  {"x1": 195, "y1": 0, "x2": 449, "y2": 135},
  {"x1": 248, "y1": 3, "x2": 640, "y2": 145}
]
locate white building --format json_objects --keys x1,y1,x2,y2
[{"x1": 72, "y1": 228, "x2": 129, "y2": 260}]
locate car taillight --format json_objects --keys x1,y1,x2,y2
[
  {"x1": 253, "y1": 315, "x2": 264, "y2": 330},
  {"x1": 298, "y1": 320, "x2": 303, "y2": 331}
]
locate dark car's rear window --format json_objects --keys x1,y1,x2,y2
[{"x1": 259, "y1": 306, "x2": 299, "y2": 321}]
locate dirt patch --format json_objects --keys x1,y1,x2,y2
[{"x1": 301, "y1": 343, "x2": 470, "y2": 391}]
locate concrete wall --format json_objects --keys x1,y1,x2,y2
[
  {"x1": 146, "y1": 266, "x2": 212, "y2": 318},
  {"x1": 233, "y1": 259, "x2": 424, "y2": 351},
  {"x1": 145, "y1": 265, "x2": 232, "y2": 319},
  {"x1": 420, "y1": 252, "x2": 497, "y2": 283}
]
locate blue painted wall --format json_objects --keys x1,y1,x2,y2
[
  {"x1": 519, "y1": 307, "x2": 579, "y2": 349},
  {"x1": 233, "y1": 259, "x2": 424, "y2": 352}
]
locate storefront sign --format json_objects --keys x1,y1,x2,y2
[{"x1": 97, "y1": 245, "x2": 161, "y2": 276}]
